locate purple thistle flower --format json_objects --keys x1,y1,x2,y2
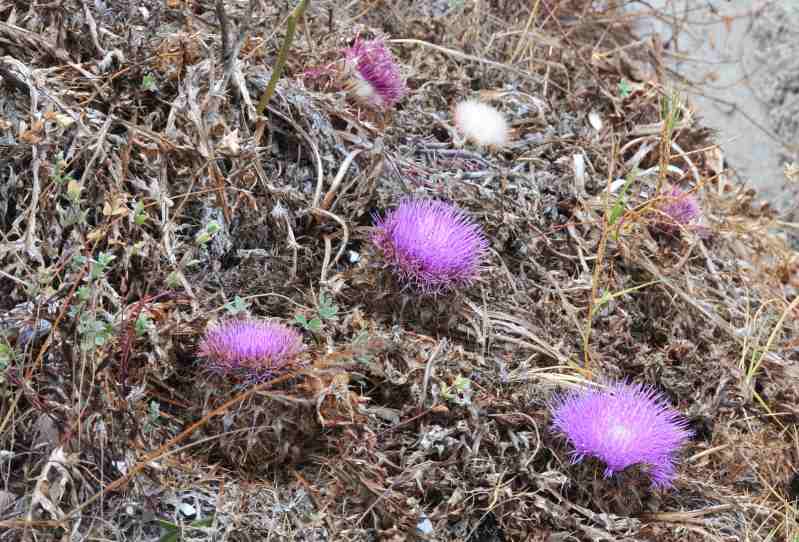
[
  {"x1": 550, "y1": 381, "x2": 692, "y2": 488},
  {"x1": 344, "y1": 37, "x2": 407, "y2": 109},
  {"x1": 198, "y1": 320, "x2": 305, "y2": 382},
  {"x1": 657, "y1": 185, "x2": 701, "y2": 232},
  {"x1": 371, "y1": 199, "x2": 488, "y2": 294}
]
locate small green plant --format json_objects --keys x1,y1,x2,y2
[
  {"x1": 50, "y1": 152, "x2": 75, "y2": 185},
  {"x1": 618, "y1": 79, "x2": 632, "y2": 98},
  {"x1": 66, "y1": 179, "x2": 82, "y2": 203},
  {"x1": 141, "y1": 73, "x2": 158, "y2": 92},
  {"x1": 318, "y1": 292, "x2": 339, "y2": 320},
  {"x1": 135, "y1": 312, "x2": 154, "y2": 337},
  {"x1": 166, "y1": 271, "x2": 183, "y2": 289},
  {"x1": 295, "y1": 292, "x2": 338, "y2": 333},
  {"x1": 77, "y1": 317, "x2": 114, "y2": 351},
  {"x1": 441, "y1": 375, "x2": 472, "y2": 406},
  {"x1": 133, "y1": 200, "x2": 148, "y2": 226},
  {"x1": 67, "y1": 251, "x2": 121, "y2": 351},
  {"x1": 195, "y1": 221, "x2": 221, "y2": 246},
  {"x1": 90, "y1": 252, "x2": 116, "y2": 280},
  {"x1": 223, "y1": 295, "x2": 249, "y2": 317}
]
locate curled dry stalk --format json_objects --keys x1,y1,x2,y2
[{"x1": 256, "y1": 0, "x2": 309, "y2": 115}]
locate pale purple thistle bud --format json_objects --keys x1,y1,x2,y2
[
  {"x1": 371, "y1": 199, "x2": 488, "y2": 294},
  {"x1": 550, "y1": 381, "x2": 692, "y2": 488},
  {"x1": 658, "y1": 185, "x2": 701, "y2": 231},
  {"x1": 198, "y1": 320, "x2": 305, "y2": 382},
  {"x1": 344, "y1": 37, "x2": 407, "y2": 109}
]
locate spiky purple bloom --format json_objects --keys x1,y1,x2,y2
[
  {"x1": 657, "y1": 185, "x2": 701, "y2": 232},
  {"x1": 198, "y1": 320, "x2": 305, "y2": 382},
  {"x1": 372, "y1": 199, "x2": 488, "y2": 294},
  {"x1": 550, "y1": 381, "x2": 692, "y2": 488},
  {"x1": 344, "y1": 37, "x2": 407, "y2": 109}
]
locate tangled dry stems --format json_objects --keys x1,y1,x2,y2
[{"x1": 0, "y1": 0, "x2": 798, "y2": 541}]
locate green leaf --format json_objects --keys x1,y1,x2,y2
[
  {"x1": 592, "y1": 290, "x2": 613, "y2": 316},
  {"x1": 308, "y1": 318, "x2": 322, "y2": 332},
  {"x1": 206, "y1": 221, "x2": 221, "y2": 235},
  {"x1": 189, "y1": 517, "x2": 215, "y2": 528},
  {"x1": 166, "y1": 271, "x2": 182, "y2": 289},
  {"x1": 76, "y1": 285, "x2": 91, "y2": 302},
  {"x1": 135, "y1": 312, "x2": 153, "y2": 337},
  {"x1": 294, "y1": 314, "x2": 308, "y2": 327},
  {"x1": 319, "y1": 304, "x2": 338, "y2": 320},
  {"x1": 133, "y1": 200, "x2": 147, "y2": 225},
  {"x1": 157, "y1": 520, "x2": 179, "y2": 542},
  {"x1": 618, "y1": 79, "x2": 632, "y2": 98},
  {"x1": 607, "y1": 169, "x2": 637, "y2": 226},
  {"x1": 0, "y1": 343, "x2": 14, "y2": 367},
  {"x1": 224, "y1": 295, "x2": 249, "y2": 316},
  {"x1": 318, "y1": 292, "x2": 338, "y2": 320},
  {"x1": 141, "y1": 74, "x2": 158, "y2": 92}
]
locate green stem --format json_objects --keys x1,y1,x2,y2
[{"x1": 256, "y1": 0, "x2": 309, "y2": 115}]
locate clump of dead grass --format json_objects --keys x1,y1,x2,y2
[{"x1": 1, "y1": 1, "x2": 799, "y2": 541}]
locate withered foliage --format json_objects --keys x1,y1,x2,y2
[{"x1": 1, "y1": 1, "x2": 798, "y2": 541}]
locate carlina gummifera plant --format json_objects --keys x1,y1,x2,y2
[
  {"x1": 655, "y1": 184, "x2": 701, "y2": 233},
  {"x1": 550, "y1": 380, "x2": 693, "y2": 488},
  {"x1": 371, "y1": 198, "x2": 489, "y2": 295},
  {"x1": 198, "y1": 319, "x2": 305, "y2": 383},
  {"x1": 343, "y1": 36, "x2": 407, "y2": 109}
]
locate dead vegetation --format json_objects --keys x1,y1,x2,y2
[{"x1": 1, "y1": 0, "x2": 798, "y2": 540}]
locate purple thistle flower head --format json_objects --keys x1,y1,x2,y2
[
  {"x1": 344, "y1": 37, "x2": 407, "y2": 109},
  {"x1": 371, "y1": 199, "x2": 489, "y2": 295},
  {"x1": 198, "y1": 320, "x2": 305, "y2": 382},
  {"x1": 657, "y1": 185, "x2": 701, "y2": 232},
  {"x1": 550, "y1": 381, "x2": 693, "y2": 488}
]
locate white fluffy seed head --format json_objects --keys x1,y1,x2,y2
[{"x1": 453, "y1": 100, "x2": 510, "y2": 147}]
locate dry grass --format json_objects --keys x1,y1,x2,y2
[{"x1": 1, "y1": 0, "x2": 798, "y2": 540}]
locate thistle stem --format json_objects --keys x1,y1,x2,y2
[{"x1": 256, "y1": 0, "x2": 309, "y2": 115}]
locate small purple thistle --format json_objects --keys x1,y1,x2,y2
[
  {"x1": 372, "y1": 199, "x2": 488, "y2": 295},
  {"x1": 198, "y1": 320, "x2": 305, "y2": 382},
  {"x1": 550, "y1": 381, "x2": 692, "y2": 488},
  {"x1": 657, "y1": 185, "x2": 701, "y2": 232},
  {"x1": 344, "y1": 37, "x2": 407, "y2": 109}
]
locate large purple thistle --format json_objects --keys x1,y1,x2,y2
[
  {"x1": 550, "y1": 381, "x2": 693, "y2": 488},
  {"x1": 198, "y1": 320, "x2": 305, "y2": 382},
  {"x1": 344, "y1": 37, "x2": 407, "y2": 109},
  {"x1": 657, "y1": 185, "x2": 701, "y2": 232},
  {"x1": 372, "y1": 199, "x2": 488, "y2": 294}
]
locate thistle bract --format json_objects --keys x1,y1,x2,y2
[
  {"x1": 657, "y1": 185, "x2": 701, "y2": 232},
  {"x1": 550, "y1": 381, "x2": 692, "y2": 488},
  {"x1": 344, "y1": 37, "x2": 407, "y2": 109},
  {"x1": 372, "y1": 199, "x2": 488, "y2": 294},
  {"x1": 198, "y1": 320, "x2": 305, "y2": 382}
]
